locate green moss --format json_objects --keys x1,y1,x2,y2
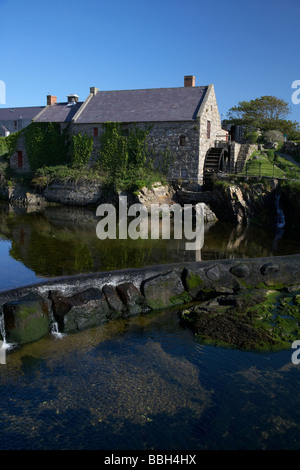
[
  {"x1": 186, "y1": 273, "x2": 204, "y2": 290},
  {"x1": 181, "y1": 287, "x2": 300, "y2": 352},
  {"x1": 170, "y1": 291, "x2": 192, "y2": 305}
]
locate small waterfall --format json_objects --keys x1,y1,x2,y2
[
  {"x1": 49, "y1": 308, "x2": 65, "y2": 340},
  {"x1": 0, "y1": 313, "x2": 15, "y2": 359},
  {"x1": 275, "y1": 193, "x2": 285, "y2": 229},
  {"x1": 272, "y1": 193, "x2": 285, "y2": 250},
  {"x1": 50, "y1": 321, "x2": 65, "y2": 339}
]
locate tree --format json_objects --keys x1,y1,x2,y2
[{"x1": 226, "y1": 96, "x2": 300, "y2": 141}]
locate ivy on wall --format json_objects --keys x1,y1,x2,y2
[
  {"x1": 0, "y1": 131, "x2": 22, "y2": 159},
  {"x1": 69, "y1": 132, "x2": 94, "y2": 167},
  {"x1": 25, "y1": 123, "x2": 69, "y2": 171},
  {"x1": 97, "y1": 122, "x2": 174, "y2": 191}
]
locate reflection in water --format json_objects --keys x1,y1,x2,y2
[{"x1": 0, "y1": 202, "x2": 298, "y2": 290}]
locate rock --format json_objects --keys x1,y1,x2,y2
[
  {"x1": 135, "y1": 182, "x2": 176, "y2": 210},
  {"x1": 142, "y1": 270, "x2": 189, "y2": 310},
  {"x1": 205, "y1": 265, "x2": 220, "y2": 281},
  {"x1": 102, "y1": 285, "x2": 125, "y2": 318},
  {"x1": 230, "y1": 263, "x2": 250, "y2": 278},
  {"x1": 51, "y1": 288, "x2": 111, "y2": 332},
  {"x1": 25, "y1": 192, "x2": 47, "y2": 206},
  {"x1": 260, "y1": 263, "x2": 280, "y2": 276},
  {"x1": 116, "y1": 282, "x2": 147, "y2": 315},
  {"x1": 203, "y1": 204, "x2": 218, "y2": 223},
  {"x1": 3, "y1": 293, "x2": 50, "y2": 344},
  {"x1": 264, "y1": 141, "x2": 278, "y2": 149},
  {"x1": 43, "y1": 182, "x2": 102, "y2": 206},
  {"x1": 185, "y1": 270, "x2": 205, "y2": 298}
]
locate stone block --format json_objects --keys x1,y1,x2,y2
[
  {"x1": 142, "y1": 270, "x2": 190, "y2": 310},
  {"x1": 51, "y1": 287, "x2": 111, "y2": 332},
  {"x1": 3, "y1": 293, "x2": 50, "y2": 344},
  {"x1": 116, "y1": 282, "x2": 147, "y2": 315},
  {"x1": 102, "y1": 285, "x2": 126, "y2": 318}
]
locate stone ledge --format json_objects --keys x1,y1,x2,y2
[{"x1": 0, "y1": 254, "x2": 299, "y2": 346}]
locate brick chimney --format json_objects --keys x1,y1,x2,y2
[
  {"x1": 47, "y1": 95, "x2": 57, "y2": 106},
  {"x1": 184, "y1": 75, "x2": 195, "y2": 87},
  {"x1": 90, "y1": 87, "x2": 99, "y2": 95}
]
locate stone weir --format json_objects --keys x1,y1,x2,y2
[{"x1": 0, "y1": 254, "x2": 300, "y2": 346}]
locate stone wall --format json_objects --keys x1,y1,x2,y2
[
  {"x1": 198, "y1": 85, "x2": 225, "y2": 184},
  {"x1": 0, "y1": 254, "x2": 299, "y2": 346},
  {"x1": 9, "y1": 133, "x2": 31, "y2": 174},
  {"x1": 43, "y1": 181, "x2": 103, "y2": 206},
  {"x1": 0, "y1": 118, "x2": 32, "y2": 138},
  {"x1": 70, "y1": 121, "x2": 201, "y2": 182}
]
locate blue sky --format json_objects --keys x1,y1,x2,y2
[{"x1": 1, "y1": 0, "x2": 300, "y2": 123}]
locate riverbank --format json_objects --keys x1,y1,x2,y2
[{"x1": 1, "y1": 162, "x2": 299, "y2": 232}]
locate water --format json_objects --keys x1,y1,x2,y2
[
  {"x1": 0, "y1": 202, "x2": 298, "y2": 292},
  {"x1": 275, "y1": 193, "x2": 286, "y2": 229},
  {"x1": 1, "y1": 310, "x2": 300, "y2": 450},
  {"x1": 0, "y1": 201, "x2": 299, "y2": 450}
]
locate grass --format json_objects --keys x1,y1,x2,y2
[{"x1": 240, "y1": 150, "x2": 300, "y2": 179}]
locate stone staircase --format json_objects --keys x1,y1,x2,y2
[{"x1": 235, "y1": 144, "x2": 255, "y2": 173}]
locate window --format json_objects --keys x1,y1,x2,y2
[
  {"x1": 181, "y1": 169, "x2": 188, "y2": 178},
  {"x1": 93, "y1": 127, "x2": 98, "y2": 137},
  {"x1": 17, "y1": 151, "x2": 23, "y2": 168},
  {"x1": 207, "y1": 121, "x2": 211, "y2": 139},
  {"x1": 14, "y1": 121, "x2": 17, "y2": 130},
  {"x1": 179, "y1": 135, "x2": 186, "y2": 146}
]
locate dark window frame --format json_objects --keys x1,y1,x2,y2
[
  {"x1": 179, "y1": 135, "x2": 186, "y2": 146},
  {"x1": 17, "y1": 150, "x2": 23, "y2": 168},
  {"x1": 207, "y1": 121, "x2": 211, "y2": 139}
]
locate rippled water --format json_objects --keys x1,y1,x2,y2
[
  {"x1": 1, "y1": 310, "x2": 300, "y2": 450},
  {"x1": 0, "y1": 202, "x2": 299, "y2": 450}
]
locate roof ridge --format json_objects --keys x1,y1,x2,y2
[{"x1": 98, "y1": 85, "x2": 207, "y2": 93}]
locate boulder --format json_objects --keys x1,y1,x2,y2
[
  {"x1": 142, "y1": 270, "x2": 190, "y2": 310},
  {"x1": 3, "y1": 293, "x2": 50, "y2": 344},
  {"x1": 51, "y1": 288, "x2": 111, "y2": 332},
  {"x1": 116, "y1": 282, "x2": 147, "y2": 315},
  {"x1": 43, "y1": 182, "x2": 102, "y2": 206},
  {"x1": 102, "y1": 285, "x2": 126, "y2": 318}
]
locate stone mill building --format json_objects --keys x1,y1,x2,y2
[{"x1": 8, "y1": 75, "x2": 246, "y2": 188}]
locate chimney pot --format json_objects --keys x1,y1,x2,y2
[
  {"x1": 184, "y1": 75, "x2": 196, "y2": 87},
  {"x1": 47, "y1": 95, "x2": 57, "y2": 106},
  {"x1": 67, "y1": 94, "x2": 79, "y2": 103}
]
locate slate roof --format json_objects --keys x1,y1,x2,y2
[
  {"x1": 0, "y1": 106, "x2": 44, "y2": 121},
  {"x1": 34, "y1": 102, "x2": 83, "y2": 123},
  {"x1": 75, "y1": 86, "x2": 208, "y2": 123}
]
